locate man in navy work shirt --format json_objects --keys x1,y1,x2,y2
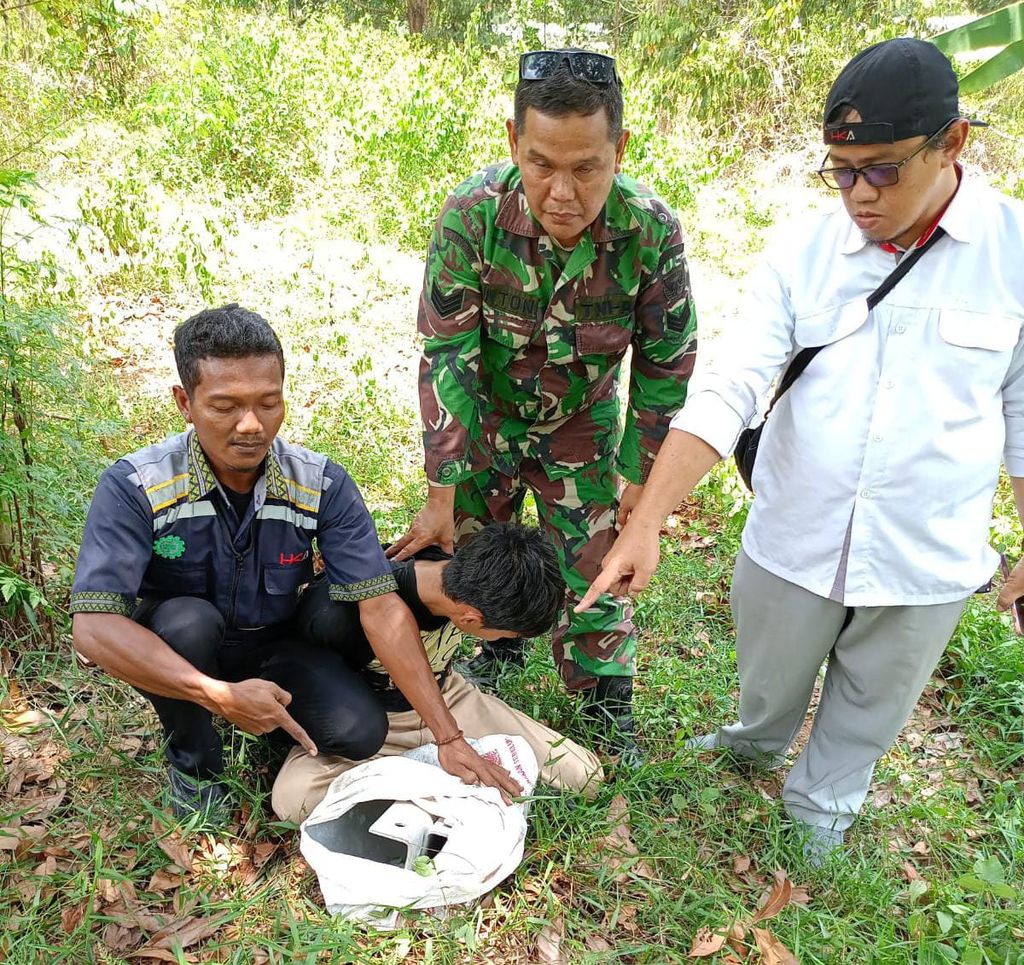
[{"x1": 71, "y1": 304, "x2": 520, "y2": 817}]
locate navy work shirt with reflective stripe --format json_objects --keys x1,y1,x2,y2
[{"x1": 70, "y1": 430, "x2": 397, "y2": 629}]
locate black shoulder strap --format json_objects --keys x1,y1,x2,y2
[
  {"x1": 866, "y1": 226, "x2": 946, "y2": 310},
  {"x1": 762, "y1": 226, "x2": 947, "y2": 416}
]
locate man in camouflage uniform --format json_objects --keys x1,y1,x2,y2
[{"x1": 388, "y1": 50, "x2": 697, "y2": 759}]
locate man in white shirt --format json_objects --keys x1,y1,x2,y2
[{"x1": 575, "y1": 37, "x2": 1024, "y2": 862}]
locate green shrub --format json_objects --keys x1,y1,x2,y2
[
  {"x1": 0, "y1": 170, "x2": 121, "y2": 633},
  {"x1": 139, "y1": 14, "x2": 320, "y2": 211}
]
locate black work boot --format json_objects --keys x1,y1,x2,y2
[
  {"x1": 454, "y1": 637, "x2": 527, "y2": 691},
  {"x1": 166, "y1": 767, "x2": 230, "y2": 825},
  {"x1": 581, "y1": 676, "x2": 645, "y2": 770}
]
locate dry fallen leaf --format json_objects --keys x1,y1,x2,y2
[
  {"x1": 152, "y1": 820, "x2": 193, "y2": 872},
  {"x1": 594, "y1": 794, "x2": 656, "y2": 883},
  {"x1": 61, "y1": 900, "x2": 88, "y2": 934},
  {"x1": 873, "y1": 789, "x2": 894, "y2": 809},
  {"x1": 790, "y1": 884, "x2": 812, "y2": 907},
  {"x1": 753, "y1": 871, "x2": 793, "y2": 923},
  {"x1": 1, "y1": 708, "x2": 50, "y2": 732},
  {"x1": 732, "y1": 855, "x2": 752, "y2": 875},
  {"x1": 687, "y1": 927, "x2": 728, "y2": 957},
  {"x1": 140, "y1": 912, "x2": 230, "y2": 952},
  {"x1": 97, "y1": 877, "x2": 121, "y2": 905},
  {"x1": 584, "y1": 933, "x2": 614, "y2": 953},
  {"x1": 622, "y1": 903, "x2": 641, "y2": 935},
  {"x1": 101, "y1": 922, "x2": 141, "y2": 954},
  {"x1": 131, "y1": 950, "x2": 199, "y2": 963},
  {"x1": 903, "y1": 861, "x2": 923, "y2": 883},
  {"x1": 752, "y1": 926, "x2": 799, "y2": 965},
  {"x1": 727, "y1": 921, "x2": 748, "y2": 956},
  {"x1": 251, "y1": 841, "x2": 277, "y2": 868},
  {"x1": 535, "y1": 917, "x2": 567, "y2": 965}
]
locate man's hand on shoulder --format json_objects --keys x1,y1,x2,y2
[
  {"x1": 209, "y1": 679, "x2": 318, "y2": 757},
  {"x1": 437, "y1": 736, "x2": 523, "y2": 804},
  {"x1": 386, "y1": 486, "x2": 455, "y2": 561}
]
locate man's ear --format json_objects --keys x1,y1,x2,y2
[
  {"x1": 942, "y1": 118, "x2": 970, "y2": 166},
  {"x1": 507, "y1": 118, "x2": 519, "y2": 166},
  {"x1": 614, "y1": 129, "x2": 630, "y2": 173},
  {"x1": 172, "y1": 385, "x2": 192, "y2": 424},
  {"x1": 456, "y1": 604, "x2": 487, "y2": 631}
]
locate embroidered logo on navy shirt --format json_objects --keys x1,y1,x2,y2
[{"x1": 153, "y1": 535, "x2": 186, "y2": 559}]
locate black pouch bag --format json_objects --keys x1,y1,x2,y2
[{"x1": 733, "y1": 226, "x2": 947, "y2": 492}]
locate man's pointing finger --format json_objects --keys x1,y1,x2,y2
[{"x1": 279, "y1": 709, "x2": 318, "y2": 757}]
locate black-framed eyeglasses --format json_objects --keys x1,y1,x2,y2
[
  {"x1": 519, "y1": 49, "x2": 619, "y2": 86},
  {"x1": 817, "y1": 122, "x2": 953, "y2": 191}
]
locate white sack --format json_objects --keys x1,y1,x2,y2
[{"x1": 300, "y1": 734, "x2": 539, "y2": 927}]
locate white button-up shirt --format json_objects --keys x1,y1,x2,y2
[{"x1": 672, "y1": 173, "x2": 1024, "y2": 606}]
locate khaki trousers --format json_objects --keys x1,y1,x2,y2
[
  {"x1": 271, "y1": 672, "x2": 604, "y2": 824},
  {"x1": 721, "y1": 550, "x2": 968, "y2": 831}
]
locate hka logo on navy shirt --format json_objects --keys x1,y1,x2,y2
[{"x1": 279, "y1": 550, "x2": 310, "y2": 565}]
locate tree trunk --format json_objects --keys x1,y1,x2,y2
[{"x1": 407, "y1": 0, "x2": 428, "y2": 34}]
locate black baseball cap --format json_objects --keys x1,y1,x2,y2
[{"x1": 823, "y1": 37, "x2": 984, "y2": 145}]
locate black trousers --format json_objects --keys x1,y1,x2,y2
[{"x1": 133, "y1": 580, "x2": 386, "y2": 780}]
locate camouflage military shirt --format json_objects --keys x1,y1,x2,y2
[{"x1": 418, "y1": 161, "x2": 698, "y2": 486}]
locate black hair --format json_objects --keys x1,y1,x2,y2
[
  {"x1": 442, "y1": 522, "x2": 564, "y2": 637},
  {"x1": 514, "y1": 63, "x2": 623, "y2": 143},
  {"x1": 173, "y1": 304, "x2": 285, "y2": 395}
]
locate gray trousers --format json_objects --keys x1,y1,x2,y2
[{"x1": 718, "y1": 551, "x2": 967, "y2": 831}]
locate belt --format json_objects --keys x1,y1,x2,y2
[{"x1": 365, "y1": 666, "x2": 451, "y2": 713}]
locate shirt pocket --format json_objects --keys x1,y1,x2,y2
[
  {"x1": 939, "y1": 310, "x2": 1020, "y2": 352},
  {"x1": 937, "y1": 310, "x2": 1021, "y2": 395},
  {"x1": 481, "y1": 285, "x2": 540, "y2": 350},
  {"x1": 259, "y1": 560, "x2": 315, "y2": 625},
  {"x1": 793, "y1": 299, "x2": 869, "y2": 348},
  {"x1": 263, "y1": 560, "x2": 315, "y2": 596},
  {"x1": 575, "y1": 318, "x2": 633, "y2": 359},
  {"x1": 143, "y1": 562, "x2": 209, "y2": 597}
]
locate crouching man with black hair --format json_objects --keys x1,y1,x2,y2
[
  {"x1": 70, "y1": 304, "x2": 521, "y2": 820},
  {"x1": 272, "y1": 522, "x2": 604, "y2": 823}
]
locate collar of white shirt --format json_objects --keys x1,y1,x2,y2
[{"x1": 839, "y1": 168, "x2": 980, "y2": 256}]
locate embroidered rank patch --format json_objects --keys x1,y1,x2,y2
[
  {"x1": 482, "y1": 284, "x2": 542, "y2": 321},
  {"x1": 153, "y1": 534, "x2": 186, "y2": 559},
  {"x1": 430, "y1": 281, "x2": 466, "y2": 319},
  {"x1": 663, "y1": 264, "x2": 690, "y2": 305},
  {"x1": 442, "y1": 226, "x2": 477, "y2": 263}
]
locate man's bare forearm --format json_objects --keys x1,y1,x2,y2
[
  {"x1": 357, "y1": 593, "x2": 460, "y2": 739},
  {"x1": 426, "y1": 483, "x2": 455, "y2": 504},
  {"x1": 72, "y1": 613, "x2": 230, "y2": 714},
  {"x1": 624, "y1": 429, "x2": 721, "y2": 533}
]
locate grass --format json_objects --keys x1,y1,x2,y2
[{"x1": 3, "y1": 463, "x2": 1023, "y2": 962}]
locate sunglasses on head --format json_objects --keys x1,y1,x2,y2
[
  {"x1": 817, "y1": 121, "x2": 954, "y2": 191},
  {"x1": 519, "y1": 49, "x2": 619, "y2": 86}
]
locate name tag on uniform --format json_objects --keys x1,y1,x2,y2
[
  {"x1": 482, "y1": 285, "x2": 542, "y2": 321},
  {"x1": 575, "y1": 294, "x2": 635, "y2": 323}
]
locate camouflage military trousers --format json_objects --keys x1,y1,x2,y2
[{"x1": 454, "y1": 454, "x2": 635, "y2": 691}]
